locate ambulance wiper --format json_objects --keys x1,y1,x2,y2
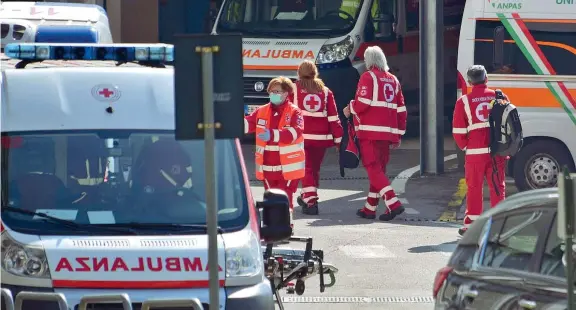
[
  {"x1": 110, "y1": 222, "x2": 224, "y2": 233},
  {"x1": 1, "y1": 206, "x2": 137, "y2": 235}
]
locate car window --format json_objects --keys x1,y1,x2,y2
[
  {"x1": 481, "y1": 211, "x2": 545, "y2": 271},
  {"x1": 540, "y1": 214, "x2": 568, "y2": 278}
]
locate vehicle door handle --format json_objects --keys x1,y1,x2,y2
[{"x1": 518, "y1": 299, "x2": 537, "y2": 309}]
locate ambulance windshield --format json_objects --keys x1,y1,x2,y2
[
  {"x1": 217, "y1": 0, "x2": 366, "y2": 37},
  {"x1": 0, "y1": 131, "x2": 249, "y2": 235}
]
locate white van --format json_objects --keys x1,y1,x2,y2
[
  {"x1": 0, "y1": 1, "x2": 113, "y2": 47},
  {"x1": 214, "y1": 0, "x2": 466, "y2": 118},
  {"x1": 457, "y1": 0, "x2": 576, "y2": 191},
  {"x1": 0, "y1": 43, "x2": 293, "y2": 310}
]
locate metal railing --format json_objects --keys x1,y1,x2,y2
[{"x1": 0, "y1": 289, "x2": 203, "y2": 310}]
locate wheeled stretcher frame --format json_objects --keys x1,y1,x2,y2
[{"x1": 263, "y1": 236, "x2": 338, "y2": 310}]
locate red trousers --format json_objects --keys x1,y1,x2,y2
[
  {"x1": 464, "y1": 157, "x2": 506, "y2": 227},
  {"x1": 359, "y1": 139, "x2": 401, "y2": 214},
  {"x1": 263, "y1": 178, "x2": 299, "y2": 211},
  {"x1": 300, "y1": 146, "x2": 327, "y2": 205}
]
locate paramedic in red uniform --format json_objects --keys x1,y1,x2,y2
[
  {"x1": 290, "y1": 60, "x2": 343, "y2": 215},
  {"x1": 245, "y1": 77, "x2": 305, "y2": 222},
  {"x1": 452, "y1": 65, "x2": 507, "y2": 236},
  {"x1": 343, "y1": 46, "x2": 407, "y2": 221}
]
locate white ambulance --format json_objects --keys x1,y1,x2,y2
[
  {"x1": 1, "y1": 1, "x2": 113, "y2": 47},
  {"x1": 213, "y1": 0, "x2": 466, "y2": 118},
  {"x1": 0, "y1": 43, "x2": 292, "y2": 310},
  {"x1": 457, "y1": 0, "x2": 576, "y2": 191}
]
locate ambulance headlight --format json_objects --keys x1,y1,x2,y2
[
  {"x1": 225, "y1": 230, "x2": 262, "y2": 278},
  {"x1": 1, "y1": 233, "x2": 50, "y2": 278},
  {"x1": 316, "y1": 36, "x2": 354, "y2": 64}
]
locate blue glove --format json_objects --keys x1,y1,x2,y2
[{"x1": 258, "y1": 129, "x2": 271, "y2": 142}]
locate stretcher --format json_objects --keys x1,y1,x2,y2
[{"x1": 262, "y1": 236, "x2": 338, "y2": 310}]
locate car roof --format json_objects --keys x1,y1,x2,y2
[{"x1": 479, "y1": 188, "x2": 559, "y2": 220}]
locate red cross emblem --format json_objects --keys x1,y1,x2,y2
[
  {"x1": 99, "y1": 88, "x2": 114, "y2": 98},
  {"x1": 475, "y1": 102, "x2": 491, "y2": 122},
  {"x1": 91, "y1": 84, "x2": 121, "y2": 102},
  {"x1": 303, "y1": 94, "x2": 322, "y2": 112},
  {"x1": 383, "y1": 83, "x2": 395, "y2": 102}
]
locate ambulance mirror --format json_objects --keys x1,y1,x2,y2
[{"x1": 257, "y1": 189, "x2": 292, "y2": 243}]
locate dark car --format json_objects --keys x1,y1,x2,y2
[{"x1": 434, "y1": 188, "x2": 574, "y2": 310}]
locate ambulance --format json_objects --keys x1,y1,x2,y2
[
  {"x1": 1, "y1": 1, "x2": 113, "y2": 48},
  {"x1": 213, "y1": 0, "x2": 466, "y2": 119},
  {"x1": 457, "y1": 0, "x2": 576, "y2": 191},
  {"x1": 0, "y1": 43, "x2": 292, "y2": 310}
]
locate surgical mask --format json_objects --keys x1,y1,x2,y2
[{"x1": 269, "y1": 93, "x2": 285, "y2": 105}]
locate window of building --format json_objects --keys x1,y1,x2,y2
[
  {"x1": 481, "y1": 211, "x2": 546, "y2": 271},
  {"x1": 474, "y1": 20, "x2": 576, "y2": 75}
]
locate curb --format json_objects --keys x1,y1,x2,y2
[{"x1": 437, "y1": 178, "x2": 467, "y2": 222}]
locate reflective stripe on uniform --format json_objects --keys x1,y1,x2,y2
[
  {"x1": 453, "y1": 127, "x2": 467, "y2": 134},
  {"x1": 287, "y1": 127, "x2": 298, "y2": 142},
  {"x1": 358, "y1": 124, "x2": 402, "y2": 134},
  {"x1": 272, "y1": 129, "x2": 280, "y2": 142},
  {"x1": 281, "y1": 162, "x2": 305, "y2": 173},
  {"x1": 328, "y1": 115, "x2": 339, "y2": 122},
  {"x1": 302, "y1": 187, "x2": 316, "y2": 193},
  {"x1": 334, "y1": 137, "x2": 342, "y2": 144},
  {"x1": 261, "y1": 165, "x2": 283, "y2": 172},
  {"x1": 461, "y1": 95, "x2": 474, "y2": 125},
  {"x1": 342, "y1": 0, "x2": 360, "y2": 7},
  {"x1": 368, "y1": 192, "x2": 380, "y2": 198},
  {"x1": 385, "y1": 196, "x2": 399, "y2": 207},
  {"x1": 279, "y1": 143, "x2": 303, "y2": 154},
  {"x1": 379, "y1": 186, "x2": 393, "y2": 197},
  {"x1": 364, "y1": 202, "x2": 377, "y2": 211},
  {"x1": 303, "y1": 134, "x2": 333, "y2": 140},
  {"x1": 397, "y1": 106, "x2": 407, "y2": 113},
  {"x1": 302, "y1": 111, "x2": 326, "y2": 117},
  {"x1": 466, "y1": 147, "x2": 490, "y2": 155}
]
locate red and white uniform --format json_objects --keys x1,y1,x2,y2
[
  {"x1": 350, "y1": 68, "x2": 406, "y2": 214},
  {"x1": 452, "y1": 84, "x2": 507, "y2": 229},
  {"x1": 290, "y1": 82, "x2": 343, "y2": 205},
  {"x1": 244, "y1": 100, "x2": 304, "y2": 210}
]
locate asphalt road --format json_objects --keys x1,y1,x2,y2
[{"x1": 244, "y1": 136, "x2": 465, "y2": 310}]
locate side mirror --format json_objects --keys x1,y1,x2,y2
[
  {"x1": 257, "y1": 189, "x2": 292, "y2": 243},
  {"x1": 373, "y1": 13, "x2": 394, "y2": 40}
]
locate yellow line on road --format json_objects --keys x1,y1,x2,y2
[{"x1": 438, "y1": 178, "x2": 467, "y2": 222}]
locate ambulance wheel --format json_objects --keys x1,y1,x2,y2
[{"x1": 513, "y1": 140, "x2": 575, "y2": 191}]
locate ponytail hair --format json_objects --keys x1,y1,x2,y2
[{"x1": 297, "y1": 60, "x2": 325, "y2": 93}]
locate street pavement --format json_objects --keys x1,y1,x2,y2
[{"x1": 243, "y1": 136, "x2": 468, "y2": 309}]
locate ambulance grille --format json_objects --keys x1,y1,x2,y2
[
  {"x1": 70, "y1": 239, "x2": 130, "y2": 247},
  {"x1": 275, "y1": 41, "x2": 308, "y2": 46},
  {"x1": 243, "y1": 40, "x2": 271, "y2": 45},
  {"x1": 139, "y1": 239, "x2": 197, "y2": 247}
]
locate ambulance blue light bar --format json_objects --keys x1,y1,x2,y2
[{"x1": 3, "y1": 43, "x2": 174, "y2": 62}]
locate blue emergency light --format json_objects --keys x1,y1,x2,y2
[
  {"x1": 3, "y1": 43, "x2": 174, "y2": 62},
  {"x1": 35, "y1": 25, "x2": 99, "y2": 44}
]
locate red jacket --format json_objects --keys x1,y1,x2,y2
[
  {"x1": 245, "y1": 100, "x2": 304, "y2": 180},
  {"x1": 289, "y1": 82, "x2": 343, "y2": 148},
  {"x1": 452, "y1": 84, "x2": 508, "y2": 163},
  {"x1": 350, "y1": 68, "x2": 407, "y2": 142}
]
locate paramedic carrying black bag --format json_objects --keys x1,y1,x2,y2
[
  {"x1": 488, "y1": 89, "x2": 523, "y2": 195},
  {"x1": 339, "y1": 117, "x2": 360, "y2": 177}
]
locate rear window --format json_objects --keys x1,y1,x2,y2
[{"x1": 1, "y1": 130, "x2": 249, "y2": 235}]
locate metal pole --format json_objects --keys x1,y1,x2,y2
[
  {"x1": 563, "y1": 169, "x2": 575, "y2": 310},
  {"x1": 419, "y1": 0, "x2": 444, "y2": 175},
  {"x1": 201, "y1": 47, "x2": 220, "y2": 310}
]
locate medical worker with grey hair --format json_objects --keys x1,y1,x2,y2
[{"x1": 343, "y1": 46, "x2": 407, "y2": 221}]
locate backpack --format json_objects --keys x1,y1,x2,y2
[
  {"x1": 339, "y1": 117, "x2": 360, "y2": 177},
  {"x1": 488, "y1": 89, "x2": 523, "y2": 157}
]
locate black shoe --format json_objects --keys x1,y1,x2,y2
[
  {"x1": 378, "y1": 206, "x2": 405, "y2": 221},
  {"x1": 302, "y1": 203, "x2": 319, "y2": 215},
  {"x1": 356, "y1": 208, "x2": 376, "y2": 219},
  {"x1": 297, "y1": 196, "x2": 307, "y2": 208},
  {"x1": 458, "y1": 227, "x2": 467, "y2": 236}
]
